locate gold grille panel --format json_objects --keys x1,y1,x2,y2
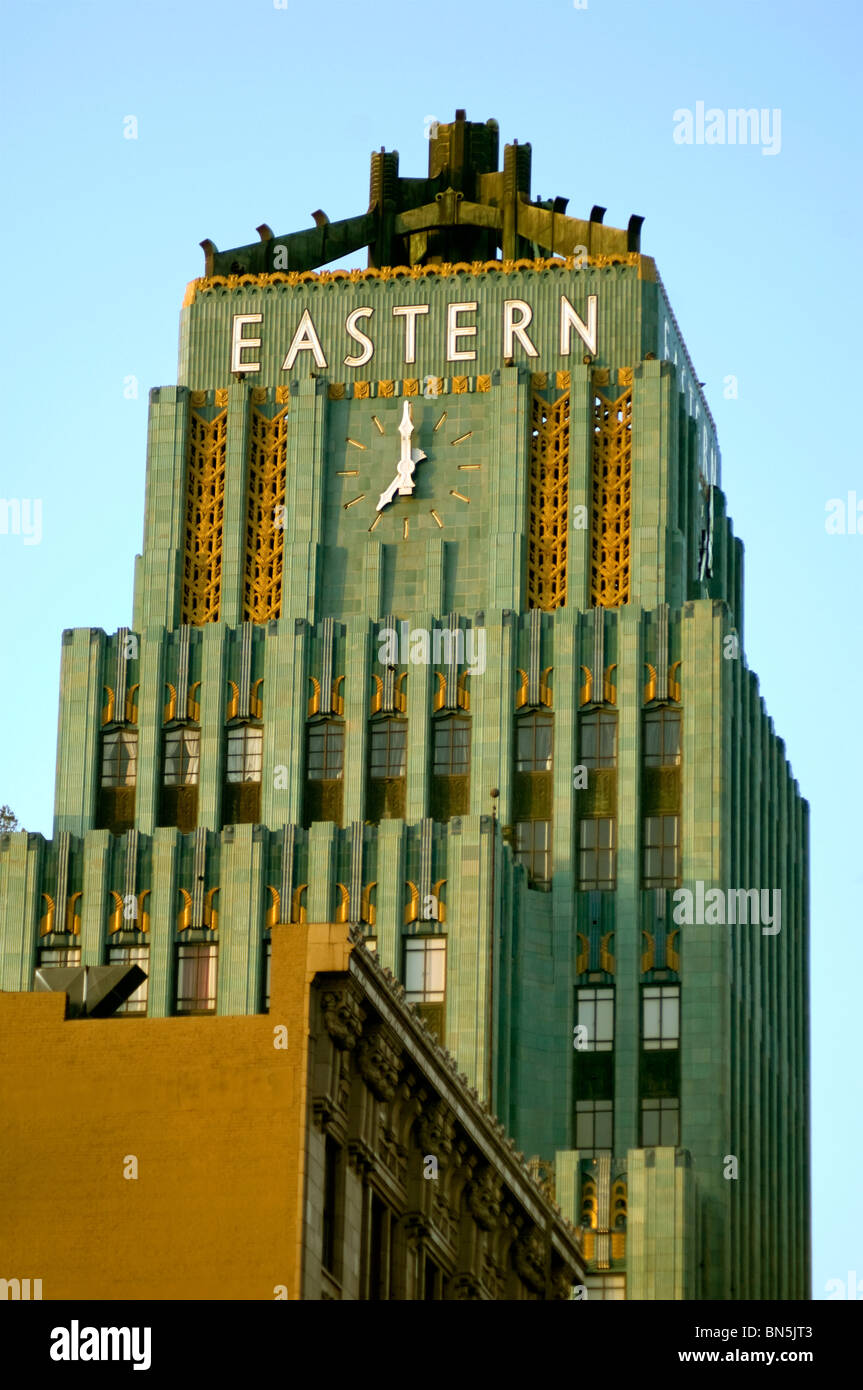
[
  {"x1": 243, "y1": 406, "x2": 288, "y2": 622},
  {"x1": 527, "y1": 390, "x2": 569, "y2": 610},
  {"x1": 181, "y1": 410, "x2": 227, "y2": 624},
  {"x1": 590, "y1": 390, "x2": 632, "y2": 607}
]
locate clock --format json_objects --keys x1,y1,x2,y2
[{"x1": 334, "y1": 396, "x2": 481, "y2": 542}]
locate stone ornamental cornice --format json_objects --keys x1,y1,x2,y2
[
  {"x1": 343, "y1": 927, "x2": 580, "y2": 1264},
  {"x1": 182, "y1": 252, "x2": 653, "y2": 307}
]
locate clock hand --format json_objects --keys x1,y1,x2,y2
[
  {"x1": 376, "y1": 401, "x2": 427, "y2": 511},
  {"x1": 377, "y1": 475, "x2": 400, "y2": 511}
]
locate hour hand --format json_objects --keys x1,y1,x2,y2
[{"x1": 377, "y1": 475, "x2": 400, "y2": 511}]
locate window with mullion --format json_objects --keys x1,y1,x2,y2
[
  {"x1": 643, "y1": 708, "x2": 682, "y2": 767},
  {"x1": 101, "y1": 730, "x2": 138, "y2": 787},
  {"x1": 432, "y1": 715, "x2": 471, "y2": 775},
  {"x1": 641, "y1": 1097, "x2": 680, "y2": 1146},
  {"x1": 369, "y1": 719, "x2": 407, "y2": 779},
  {"x1": 226, "y1": 725, "x2": 263, "y2": 783},
  {"x1": 643, "y1": 814, "x2": 680, "y2": 887},
  {"x1": 307, "y1": 721, "x2": 344, "y2": 780},
  {"x1": 404, "y1": 936, "x2": 446, "y2": 1002},
  {"x1": 108, "y1": 946, "x2": 149, "y2": 1015},
  {"x1": 175, "y1": 944, "x2": 218, "y2": 1014},
  {"x1": 163, "y1": 728, "x2": 200, "y2": 786},
  {"x1": 642, "y1": 985, "x2": 680, "y2": 1049},
  {"x1": 578, "y1": 817, "x2": 616, "y2": 889},
  {"x1": 577, "y1": 987, "x2": 614, "y2": 1051},
  {"x1": 515, "y1": 819, "x2": 551, "y2": 887},
  {"x1": 575, "y1": 1099, "x2": 613, "y2": 1156},
  {"x1": 515, "y1": 713, "x2": 553, "y2": 772},
  {"x1": 580, "y1": 711, "x2": 617, "y2": 769}
]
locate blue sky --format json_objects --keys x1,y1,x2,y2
[{"x1": 1, "y1": 0, "x2": 860, "y2": 1299}]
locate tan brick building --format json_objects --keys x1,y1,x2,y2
[{"x1": 0, "y1": 923, "x2": 582, "y2": 1300}]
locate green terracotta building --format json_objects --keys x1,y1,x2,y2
[{"x1": 0, "y1": 111, "x2": 809, "y2": 1300}]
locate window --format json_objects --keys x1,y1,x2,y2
[
  {"x1": 643, "y1": 708, "x2": 681, "y2": 767},
  {"x1": 580, "y1": 711, "x2": 617, "y2": 769},
  {"x1": 578, "y1": 818, "x2": 616, "y2": 889},
  {"x1": 585, "y1": 1274, "x2": 626, "y2": 1300},
  {"x1": 642, "y1": 985, "x2": 680, "y2": 1049},
  {"x1": 163, "y1": 728, "x2": 200, "y2": 785},
  {"x1": 515, "y1": 713, "x2": 553, "y2": 772},
  {"x1": 577, "y1": 988, "x2": 614, "y2": 1051},
  {"x1": 424, "y1": 1257, "x2": 441, "y2": 1301},
  {"x1": 368, "y1": 1193, "x2": 393, "y2": 1301},
  {"x1": 432, "y1": 716, "x2": 471, "y2": 775},
  {"x1": 101, "y1": 730, "x2": 138, "y2": 787},
  {"x1": 515, "y1": 820, "x2": 551, "y2": 887},
  {"x1": 108, "y1": 946, "x2": 149, "y2": 1015},
  {"x1": 322, "y1": 1136, "x2": 341, "y2": 1277},
  {"x1": 643, "y1": 815, "x2": 680, "y2": 887},
  {"x1": 226, "y1": 725, "x2": 263, "y2": 782},
  {"x1": 262, "y1": 940, "x2": 271, "y2": 1013},
  {"x1": 404, "y1": 937, "x2": 446, "y2": 1003},
  {"x1": 369, "y1": 720, "x2": 407, "y2": 779},
  {"x1": 175, "y1": 944, "x2": 218, "y2": 1015},
  {"x1": 306, "y1": 721, "x2": 344, "y2": 780},
  {"x1": 641, "y1": 1097, "x2": 680, "y2": 1146},
  {"x1": 36, "y1": 947, "x2": 81, "y2": 973},
  {"x1": 575, "y1": 1099, "x2": 613, "y2": 1155}
]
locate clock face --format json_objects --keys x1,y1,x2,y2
[{"x1": 328, "y1": 394, "x2": 484, "y2": 544}]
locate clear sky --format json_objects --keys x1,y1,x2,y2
[{"x1": 1, "y1": 0, "x2": 860, "y2": 1300}]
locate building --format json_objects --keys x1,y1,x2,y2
[
  {"x1": 0, "y1": 110, "x2": 809, "y2": 1299},
  {"x1": 0, "y1": 924, "x2": 581, "y2": 1299}
]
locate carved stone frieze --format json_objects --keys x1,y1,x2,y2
[
  {"x1": 357, "y1": 1022, "x2": 402, "y2": 1101},
  {"x1": 513, "y1": 1228, "x2": 547, "y2": 1293},
  {"x1": 321, "y1": 985, "x2": 365, "y2": 1051},
  {"x1": 417, "y1": 1098, "x2": 456, "y2": 1163},
  {"x1": 467, "y1": 1165, "x2": 503, "y2": 1231}
]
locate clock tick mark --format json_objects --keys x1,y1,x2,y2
[
  {"x1": 451, "y1": 432, "x2": 473, "y2": 446},
  {"x1": 368, "y1": 513, "x2": 382, "y2": 532},
  {"x1": 336, "y1": 469, "x2": 359, "y2": 476},
  {"x1": 403, "y1": 518, "x2": 409, "y2": 540},
  {"x1": 371, "y1": 415, "x2": 385, "y2": 435},
  {"x1": 430, "y1": 509, "x2": 444, "y2": 528},
  {"x1": 433, "y1": 411, "x2": 448, "y2": 432},
  {"x1": 343, "y1": 494, "x2": 366, "y2": 509},
  {"x1": 346, "y1": 437, "x2": 366, "y2": 450},
  {"x1": 450, "y1": 489, "x2": 470, "y2": 503},
  {"x1": 458, "y1": 463, "x2": 481, "y2": 471}
]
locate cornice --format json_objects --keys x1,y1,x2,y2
[{"x1": 182, "y1": 252, "x2": 653, "y2": 307}]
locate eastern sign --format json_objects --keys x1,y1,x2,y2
[{"x1": 229, "y1": 294, "x2": 599, "y2": 375}]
